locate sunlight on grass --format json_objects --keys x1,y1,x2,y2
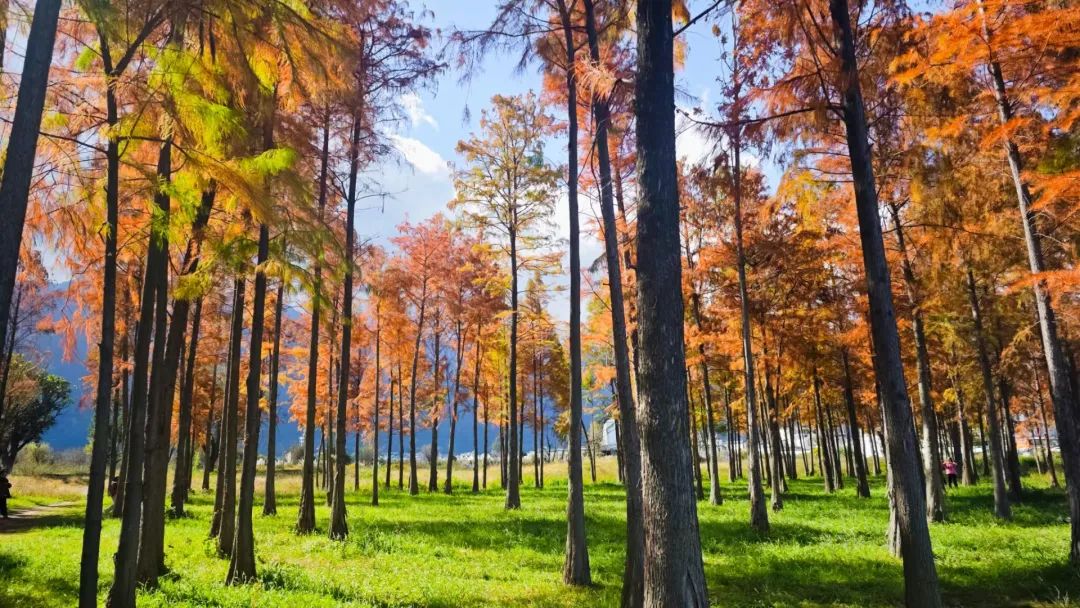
[{"x1": 0, "y1": 459, "x2": 1075, "y2": 607}]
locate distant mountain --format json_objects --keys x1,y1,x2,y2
[{"x1": 29, "y1": 286, "x2": 574, "y2": 459}]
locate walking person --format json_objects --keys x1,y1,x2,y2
[{"x1": 943, "y1": 459, "x2": 959, "y2": 489}]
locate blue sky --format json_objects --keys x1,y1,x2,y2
[
  {"x1": 39, "y1": 0, "x2": 747, "y2": 453},
  {"x1": 359, "y1": 0, "x2": 736, "y2": 323}
]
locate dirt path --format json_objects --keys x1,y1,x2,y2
[{"x1": 0, "y1": 501, "x2": 78, "y2": 533}]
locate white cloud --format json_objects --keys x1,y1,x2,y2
[
  {"x1": 401, "y1": 92, "x2": 438, "y2": 130},
  {"x1": 389, "y1": 134, "x2": 450, "y2": 177}
]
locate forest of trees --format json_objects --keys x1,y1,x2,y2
[{"x1": 0, "y1": 0, "x2": 1076, "y2": 606}]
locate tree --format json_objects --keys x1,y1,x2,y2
[
  {"x1": 0, "y1": 0, "x2": 63, "y2": 357},
  {"x1": 0, "y1": 357, "x2": 70, "y2": 470},
  {"x1": 452, "y1": 92, "x2": 559, "y2": 510},
  {"x1": 632, "y1": 1, "x2": 708, "y2": 603}
]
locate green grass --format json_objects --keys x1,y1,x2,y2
[{"x1": 0, "y1": 460, "x2": 1076, "y2": 607}]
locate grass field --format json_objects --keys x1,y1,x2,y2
[{"x1": 0, "y1": 458, "x2": 1075, "y2": 607}]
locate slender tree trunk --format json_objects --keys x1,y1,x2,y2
[
  {"x1": 506, "y1": 222, "x2": 521, "y2": 509},
  {"x1": 398, "y1": 363, "x2": 405, "y2": 490},
  {"x1": 445, "y1": 319, "x2": 466, "y2": 494},
  {"x1": 828, "y1": 0, "x2": 941, "y2": 602},
  {"x1": 79, "y1": 35, "x2": 118, "y2": 604},
  {"x1": 226, "y1": 220, "x2": 269, "y2": 582},
  {"x1": 201, "y1": 365, "x2": 218, "y2": 492},
  {"x1": 764, "y1": 361, "x2": 784, "y2": 511},
  {"x1": 997, "y1": 374, "x2": 1022, "y2": 501},
  {"x1": 948, "y1": 354, "x2": 976, "y2": 486},
  {"x1": 976, "y1": 0, "x2": 1079, "y2": 562},
  {"x1": 428, "y1": 317, "x2": 442, "y2": 493},
  {"x1": 408, "y1": 285, "x2": 428, "y2": 496},
  {"x1": 688, "y1": 379, "x2": 704, "y2": 500},
  {"x1": 215, "y1": 278, "x2": 245, "y2": 558},
  {"x1": 0, "y1": 0, "x2": 62, "y2": 351},
  {"x1": 264, "y1": 279, "x2": 284, "y2": 516},
  {"x1": 108, "y1": 131, "x2": 170, "y2": 608},
  {"x1": 483, "y1": 396, "x2": 489, "y2": 489},
  {"x1": 372, "y1": 307, "x2": 381, "y2": 505},
  {"x1": 472, "y1": 334, "x2": 482, "y2": 494},
  {"x1": 298, "y1": 114, "x2": 331, "y2": 534},
  {"x1": 814, "y1": 377, "x2": 833, "y2": 492},
  {"x1": 633, "y1": 2, "x2": 708, "y2": 602},
  {"x1": 330, "y1": 117, "x2": 362, "y2": 540},
  {"x1": 1035, "y1": 369, "x2": 1060, "y2": 487},
  {"x1": 842, "y1": 351, "x2": 870, "y2": 497},
  {"x1": 966, "y1": 269, "x2": 1011, "y2": 520},
  {"x1": 142, "y1": 172, "x2": 213, "y2": 583},
  {"x1": 887, "y1": 201, "x2": 945, "y2": 522},
  {"x1": 172, "y1": 297, "x2": 203, "y2": 517},
  {"x1": 385, "y1": 375, "x2": 394, "y2": 491}
]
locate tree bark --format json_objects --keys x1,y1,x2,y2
[
  {"x1": 108, "y1": 131, "x2": 170, "y2": 608},
  {"x1": 226, "y1": 221, "x2": 269, "y2": 583},
  {"x1": 828, "y1": 0, "x2": 941, "y2": 602},
  {"x1": 887, "y1": 201, "x2": 945, "y2": 522},
  {"x1": 976, "y1": 0, "x2": 1079, "y2": 562},
  {"x1": 79, "y1": 27, "x2": 118, "y2": 603},
  {"x1": 965, "y1": 269, "x2": 1011, "y2": 520},
  {"x1": 372, "y1": 306, "x2": 381, "y2": 505},
  {"x1": 408, "y1": 283, "x2": 428, "y2": 496},
  {"x1": 579, "y1": 0, "x2": 638, "y2": 593},
  {"x1": 264, "y1": 278, "x2": 285, "y2": 515},
  {"x1": 634, "y1": 2, "x2": 709, "y2": 603},
  {"x1": 842, "y1": 350, "x2": 870, "y2": 497},
  {"x1": 172, "y1": 297, "x2": 203, "y2": 517},
  {"x1": 331, "y1": 117, "x2": 362, "y2": 540},
  {"x1": 0, "y1": 0, "x2": 61, "y2": 353}
]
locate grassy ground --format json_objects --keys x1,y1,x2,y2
[{"x1": 0, "y1": 458, "x2": 1075, "y2": 607}]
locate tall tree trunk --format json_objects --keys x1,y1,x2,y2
[
  {"x1": 887, "y1": 201, "x2": 945, "y2": 522},
  {"x1": 966, "y1": 269, "x2": 1011, "y2": 520},
  {"x1": 842, "y1": 350, "x2": 870, "y2": 497},
  {"x1": 732, "y1": 135, "x2": 768, "y2": 532},
  {"x1": 996, "y1": 374, "x2": 1022, "y2": 501},
  {"x1": 814, "y1": 374, "x2": 834, "y2": 492},
  {"x1": 976, "y1": 0, "x2": 1079, "y2": 563},
  {"x1": 687, "y1": 378, "x2": 704, "y2": 500},
  {"x1": 264, "y1": 278, "x2": 285, "y2": 516},
  {"x1": 108, "y1": 131, "x2": 171, "y2": 608},
  {"x1": 408, "y1": 284, "x2": 428, "y2": 496},
  {"x1": 226, "y1": 220, "x2": 269, "y2": 582},
  {"x1": 633, "y1": 2, "x2": 708, "y2": 603},
  {"x1": 398, "y1": 362, "x2": 405, "y2": 490},
  {"x1": 428, "y1": 316, "x2": 442, "y2": 493},
  {"x1": 0, "y1": 0, "x2": 61, "y2": 351},
  {"x1": 828, "y1": 0, "x2": 941, "y2": 602},
  {"x1": 949, "y1": 358, "x2": 976, "y2": 486},
  {"x1": 445, "y1": 319, "x2": 466, "y2": 494},
  {"x1": 472, "y1": 334, "x2": 482, "y2": 494},
  {"x1": 79, "y1": 32, "x2": 118, "y2": 604},
  {"x1": 141, "y1": 166, "x2": 213, "y2": 584},
  {"x1": 215, "y1": 278, "x2": 245, "y2": 559},
  {"x1": 575, "y1": 3, "x2": 639, "y2": 583},
  {"x1": 372, "y1": 306, "x2": 381, "y2": 505},
  {"x1": 763, "y1": 358, "x2": 784, "y2": 511},
  {"x1": 385, "y1": 374, "x2": 394, "y2": 490},
  {"x1": 506, "y1": 222, "x2": 521, "y2": 509},
  {"x1": 331, "y1": 116, "x2": 362, "y2": 540},
  {"x1": 201, "y1": 364, "x2": 218, "y2": 492},
  {"x1": 172, "y1": 296, "x2": 203, "y2": 517},
  {"x1": 1035, "y1": 369, "x2": 1059, "y2": 487},
  {"x1": 298, "y1": 113, "x2": 330, "y2": 534}
]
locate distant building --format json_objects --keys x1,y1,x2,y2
[{"x1": 601, "y1": 419, "x2": 618, "y2": 455}]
